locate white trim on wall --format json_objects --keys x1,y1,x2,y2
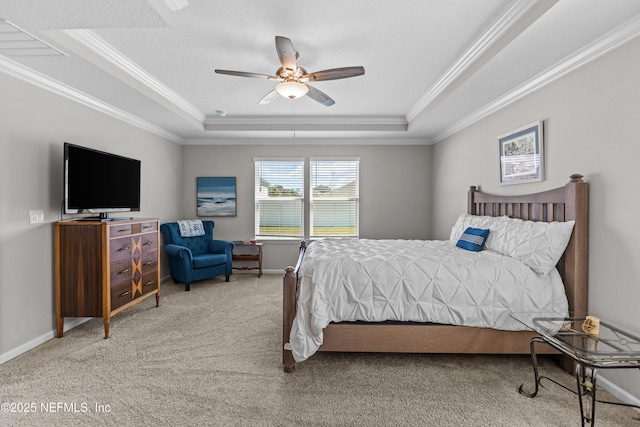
[
  {"x1": 0, "y1": 318, "x2": 89, "y2": 365},
  {"x1": 432, "y1": 13, "x2": 640, "y2": 143},
  {"x1": 597, "y1": 377, "x2": 640, "y2": 410},
  {"x1": 3, "y1": 13, "x2": 640, "y2": 148},
  {"x1": 0, "y1": 55, "x2": 184, "y2": 144}
]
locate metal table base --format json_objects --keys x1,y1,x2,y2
[{"x1": 519, "y1": 336, "x2": 639, "y2": 426}]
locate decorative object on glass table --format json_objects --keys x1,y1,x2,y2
[{"x1": 582, "y1": 315, "x2": 600, "y2": 335}]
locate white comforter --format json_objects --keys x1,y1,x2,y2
[{"x1": 289, "y1": 238, "x2": 568, "y2": 362}]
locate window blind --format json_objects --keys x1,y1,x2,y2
[
  {"x1": 310, "y1": 159, "x2": 359, "y2": 238},
  {"x1": 254, "y1": 159, "x2": 304, "y2": 239}
]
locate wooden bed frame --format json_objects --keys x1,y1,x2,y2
[{"x1": 283, "y1": 174, "x2": 589, "y2": 372}]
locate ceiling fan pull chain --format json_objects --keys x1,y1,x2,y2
[{"x1": 291, "y1": 100, "x2": 296, "y2": 138}]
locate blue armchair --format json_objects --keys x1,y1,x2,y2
[{"x1": 160, "y1": 221, "x2": 234, "y2": 291}]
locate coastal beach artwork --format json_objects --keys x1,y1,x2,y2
[{"x1": 197, "y1": 177, "x2": 237, "y2": 216}]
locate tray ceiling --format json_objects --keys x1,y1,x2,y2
[{"x1": 1, "y1": 0, "x2": 639, "y2": 144}]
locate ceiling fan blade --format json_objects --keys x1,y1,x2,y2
[
  {"x1": 258, "y1": 89, "x2": 280, "y2": 105},
  {"x1": 275, "y1": 36, "x2": 297, "y2": 71},
  {"x1": 305, "y1": 85, "x2": 335, "y2": 106},
  {"x1": 304, "y1": 66, "x2": 365, "y2": 82},
  {"x1": 215, "y1": 69, "x2": 279, "y2": 80}
]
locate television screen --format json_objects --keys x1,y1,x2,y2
[{"x1": 64, "y1": 143, "x2": 141, "y2": 217}]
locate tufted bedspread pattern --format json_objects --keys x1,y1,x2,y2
[{"x1": 289, "y1": 238, "x2": 568, "y2": 362}]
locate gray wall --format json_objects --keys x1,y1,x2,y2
[
  {"x1": 182, "y1": 144, "x2": 433, "y2": 271},
  {"x1": 0, "y1": 72, "x2": 182, "y2": 359},
  {"x1": 432, "y1": 36, "x2": 640, "y2": 400}
]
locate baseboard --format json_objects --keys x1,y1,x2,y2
[
  {"x1": 0, "y1": 318, "x2": 90, "y2": 364},
  {"x1": 232, "y1": 269, "x2": 281, "y2": 275},
  {"x1": 1, "y1": 277, "x2": 174, "y2": 365},
  {"x1": 598, "y1": 375, "x2": 640, "y2": 410}
]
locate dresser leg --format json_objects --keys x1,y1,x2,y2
[
  {"x1": 56, "y1": 316, "x2": 64, "y2": 338},
  {"x1": 103, "y1": 319, "x2": 110, "y2": 339},
  {"x1": 155, "y1": 292, "x2": 160, "y2": 307}
]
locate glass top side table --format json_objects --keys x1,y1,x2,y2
[{"x1": 510, "y1": 312, "x2": 640, "y2": 426}]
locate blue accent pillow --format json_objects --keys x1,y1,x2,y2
[{"x1": 456, "y1": 227, "x2": 490, "y2": 252}]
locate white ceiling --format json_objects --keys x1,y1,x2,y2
[{"x1": 1, "y1": 0, "x2": 640, "y2": 144}]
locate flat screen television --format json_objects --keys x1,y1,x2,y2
[{"x1": 64, "y1": 142, "x2": 141, "y2": 220}]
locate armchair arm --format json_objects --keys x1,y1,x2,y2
[
  {"x1": 208, "y1": 240, "x2": 235, "y2": 254},
  {"x1": 164, "y1": 243, "x2": 195, "y2": 284},
  {"x1": 165, "y1": 243, "x2": 194, "y2": 261},
  {"x1": 208, "y1": 240, "x2": 235, "y2": 276}
]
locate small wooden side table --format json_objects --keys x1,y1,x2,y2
[{"x1": 232, "y1": 242, "x2": 263, "y2": 277}]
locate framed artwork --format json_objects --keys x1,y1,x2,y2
[
  {"x1": 498, "y1": 121, "x2": 544, "y2": 185},
  {"x1": 197, "y1": 177, "x2": 237, "y2": 217}
]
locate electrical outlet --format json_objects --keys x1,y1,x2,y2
[{"x1": 29, "y1": 210, "x2": 44, "y2": 224}]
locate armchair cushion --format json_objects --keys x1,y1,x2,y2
[{"x1": 193, "y1": 253, "x2": 228, "y2": 269}]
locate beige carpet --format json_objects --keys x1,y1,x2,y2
[{"x1": 0, "y1": 273, "x2": 637, "y2": 426}]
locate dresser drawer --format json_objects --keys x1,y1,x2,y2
[
  {"x1": 111, "y1": 281, "x2": 133, "y2": 310},
  {"x1": 141, "y1": 252, "x2": 158, "y2": 274},
  {"x1": 109, "y1": 224, "x2": 132, "y2": 238},
  {"x1": 110, "y1": 236, "x2": 133, "y2": 261},
  {"x1": 141, "y1": 273, "x2": 158, "y2": 295},
  {"x1": 141, "y1": 222, "x2": 158, "y2": 233},
  {"x1": 110, "y1": 258, "x2": 133, "y2": 286},
  {"x1": 141, "y1": 233, "x2": 158, "y2": 251}
]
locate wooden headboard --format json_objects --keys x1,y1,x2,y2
[{"x1": 467, "y1": 174, "x2": 589, "y2": 315}]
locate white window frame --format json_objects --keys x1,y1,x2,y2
[{"x1": 254, "y1": 157, "x2": 360, "y2": 241}]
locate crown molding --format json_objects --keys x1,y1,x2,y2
[
  {"x1": 5, "y1": 6, "x2": 636, "y2": 147},
  {"x1": 183, "y1": 136, "x2": 429, "y2": 146},
  {"x1": 432, "y1": 13, "x2": 640, "y2": 144},
  {"x1": 0, "y1": 55, "x2": 184, "y2": 143},
  {"x1": 162, "y1": 0, "x2": 189, "y2": 12},
  {"x1": 54, "y1": 29, "x2": 205, "y2": 128},
  {"x1": 406, "y1": 0, "x2": 557, "y2": 122},
  {"x1": 203, "y1": 115, "x2": 408, "y2": 132}
]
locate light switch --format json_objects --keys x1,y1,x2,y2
[{"x1": 29, "y1": 210, "x2": 44, "y2": 224}]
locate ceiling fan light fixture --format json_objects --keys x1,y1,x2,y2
[{"x1": 276, "y1": 80, "x2": 308, "y2": 99}]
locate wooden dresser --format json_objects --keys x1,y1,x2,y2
[{"x1": 54, "y1": 218, "x2": 160, "y2": 338}]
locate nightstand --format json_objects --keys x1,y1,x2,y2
[{"x1": 232, "y1": 242, "x2": 263, "y2": 277}]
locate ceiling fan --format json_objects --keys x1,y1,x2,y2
[{"x1": 215, "y1": 36, "x2": 365, "y2": 107}]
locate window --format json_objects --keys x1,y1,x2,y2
[
  {"x1": 254, "y1": 158, "x2": 359, "y2": 240},
  {"x1": 310, "y1": 158, "x2": 359, "y2": 238},
  {"x1": 254, "y1": 159, "x2": 304, "y2": 239}
]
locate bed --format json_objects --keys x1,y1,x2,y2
[{"x1": 282, "y1": 174, "x2": 589, "y2": 372}]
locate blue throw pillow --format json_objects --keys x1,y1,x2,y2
[{"x1": 456, "y1": 227, "x2": 490, "y2": 252}]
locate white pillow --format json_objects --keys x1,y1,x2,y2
[
  {"x1": 450, "y1": 213, "x2": 575, "y2": 276},
  {"x1": 449, "y1": 213, "x2": 507, "y2": 250},
  {"x1": 495, "y1": 216, "x2": 575, "y2": 276}
]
